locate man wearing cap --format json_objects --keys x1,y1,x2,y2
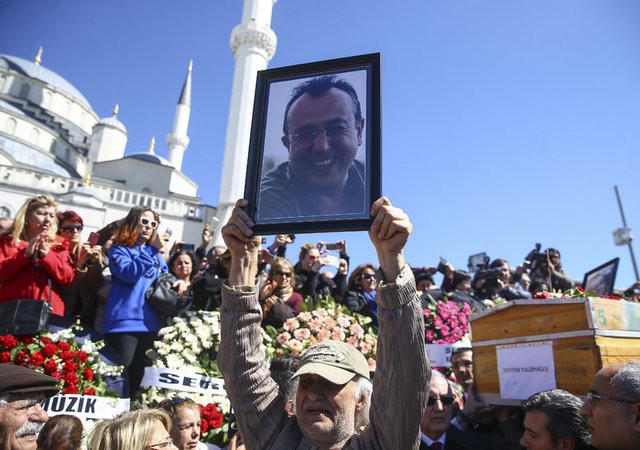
[
  {"x1": 219, "y1": 197, "x2": 430, "y2": 449},
  {"x1": 0, "y1": 363, "x2": 59, "y2": 450}
]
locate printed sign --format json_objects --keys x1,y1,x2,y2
[
  {"x1": 496, "y1": 341, "x2": 557, "y2": 400},
  {"x1": 141, "y1": 367, "x2": 226, "y2": 396},
  {"x1": 42, "y1": 395, "x2": 130, "y2": 420},
  {"x1": 424, "y1": 344, "x2": 454, "y2": 367}
]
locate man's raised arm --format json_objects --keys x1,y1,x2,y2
[{"x1": 362, "y1": 197, "x2": 431, "y2": 450}]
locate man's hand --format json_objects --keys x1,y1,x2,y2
[
  {"x1": 369, "y1": 197, "x2": 411, "y2": 281},
  {"x1": 201, "y1": 223, "x2": 212, "y2": 248},
  {"x1": 221, "y1": 199, "x2": 261, "y2": 286}
]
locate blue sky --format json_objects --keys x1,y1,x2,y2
[{"x1": 1, "y1": 0, "x2": 639, "y2": 290}]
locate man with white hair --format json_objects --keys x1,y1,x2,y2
[
  {"x1": 0, "y1": 364, "x2": 59, "y2": 450},
  {"x1": 579, "y1": 360, "x2": 640, "y2": 450},
  {"x1": 219, "y1": 197, "x2": 430, "y2": 449}
]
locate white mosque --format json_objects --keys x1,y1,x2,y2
[
  {"x1": 0, "y1": 0, "x2": 277, "y2": 245},
  {"x1": 0, "y1": 49, "x2": 216, "y2": 243}
]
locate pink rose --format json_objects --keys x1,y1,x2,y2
[
  {"x1": 276, "y1": 332, "x2": 291, "y2": 346},
  {"x1": 293, "y1": 328, "x2": 311, "y2": 340}
]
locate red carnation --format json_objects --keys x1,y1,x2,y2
[
  {"x1": 200, "y1": 420, "x2": 209, "y2": 434},
  {"x1": 59, "y1": 351, "x2": 74, "y2": 362},
  {"x1": 63, "y1": 371, "x2": 79, "y2": 385},
  {"x1": 14, "y1": 350, "x2": 27, "y2": 363},
  {"x1": 63, "y1": 361, "x2": 79, "y2": 373},
  {"x1": 39, "y1": 337, "x2": 52, "y2": 344},
  {"x1": 50, "y1": 371, "x2": 62, "y2": 380},
  {"x1": 0, "y1": 335, "x2": 18, "y2": 349},
  {"x1": 83, "y1": 387, "x2": 95, "y2": 396},
  {"x1": 0, "y1": 352, "x2": 10, "y2": 363},
  {"x1": 58, "y1": 342, "x2": 71, "y2": 352},
  {"x1": 44, "y1": 359, "x2": 59, "y2": 374},
  {"x1": 204, "y1": 403, "x2": 218, "y2": 417},
  {"x1": 42, "y1": 343, "x2": 58, "y2": 357},
  {"x1": 62, "y1": 384, "x2": 78, "y2": 394},
  {"x1": 83, "y1": 367, "x2": 94, "y2": 381},
  {"x1": 20, "y1": 337, "x2": 34, "y2": 345},
  {"x1": 208, "y1": 411, "x2": 224, "y2": 429},
  {"x1": 77, "y1": 351, "x2": 88, "y2": 362},
  {"x1": 28, "y1": 352, "x2": 45, "y2": 367}
]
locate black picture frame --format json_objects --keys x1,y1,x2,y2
[
  {"x1": 243, "y1": 53, "x2": 381, "y2": 235},
  {"x1": 582, "y1": 257, "x2": 620, "y2": 297}
]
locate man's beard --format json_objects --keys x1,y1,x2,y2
[{"x1": 15, "y1": 420, "x2": 45, "y2": 439}]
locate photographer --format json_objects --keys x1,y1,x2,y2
[
  {"x1": 294, "y1": 241, "x2": 348, "y2": 302},
  {"x1": 529, "y1": 248, "x2": 578, "y2": 292},
  {"x1": 474, "y1": 259, "x2": 532, "y2": 301}
]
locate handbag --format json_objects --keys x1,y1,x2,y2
[
  {"x1": 145, "y1": 272, "x2": 183, "y2": 317},
  {"x1": 0, "y1": 300, "x2": 52, "y2": 336}
]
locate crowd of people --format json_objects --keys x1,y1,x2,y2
[{"x1": 0, "y1": 194, "x2": 639, "y2": 450}]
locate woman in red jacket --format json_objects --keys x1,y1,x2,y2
[{"x1": 0, "y1": 195, "x2": 75, "y2": 316}]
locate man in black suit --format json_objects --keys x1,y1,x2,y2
[{"x1": 420, "y1": 370, "x2": 492, "y2": 450}]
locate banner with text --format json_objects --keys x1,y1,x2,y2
[
  {"x1": 424, "y1": 344, "x2": 455, "y2": 367},
  {"x1": 496, "y1": 341, "x2": 556, "y2": 400},
  {"x1": 141, "y1": 367, "x2": 226, "y2": 396},
  {"x1": 42, "y1": 395, "x2": 130, "y2": 420}
]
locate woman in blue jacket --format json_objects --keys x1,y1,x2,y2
[{"x1": 104, "y1": 206, "x2": 167, "y2": 397}]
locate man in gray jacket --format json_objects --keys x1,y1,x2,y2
[{"x1": 218, "y1": 197, "x2": 430, "y2": 449}]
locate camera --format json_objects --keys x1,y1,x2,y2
[
  {"x1": 288, "y1": 234, "x2": 296, "y2": 243},
  {"x1": 473, "y1": 267, "x2": 504, "y2": 292},
  {"x1": 325, "y1": 242, "x2": 340, "y2": 250},
  {"x1": 524, "y1": 243, "x2": 542, "y2": 266}
]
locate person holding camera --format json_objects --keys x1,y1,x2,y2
[
  {"x1": 474, "y1": 259, "x2": 532, "y2": 301},
  {"x1": 293, "y1": 241, "x2": 348, "y2": 302}
]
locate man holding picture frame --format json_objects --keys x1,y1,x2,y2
[{"x1": 259, "y1": 74, "x2": 367, "y2": 220}]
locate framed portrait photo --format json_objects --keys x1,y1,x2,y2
[
  {"x1": 582, "y1": 257, "x2": 620, "y2": 297},
  {"x1": 244, "y1": 53, "x2": 381, "y2": 235}
]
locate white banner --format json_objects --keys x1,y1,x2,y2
[
  {"x1": 424, "y1": 344, "x2": 455, "y2": 367},
  {"x1": 42, "y1": 395, "x2": 130, "y2": 420},
  {"x1": 141, "y1": 367, "x2": 226, "y2": 396},
  {"x1": 496, "y1": 341, "x2": 557, "y2": 400}
]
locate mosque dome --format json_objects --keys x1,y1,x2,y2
[
  {"x1": 125, "y1": 153, "x2": 174, "y2": 167},
  {"x1": 97, "y1": 115, "x2": 127, "y2": 134},
  {"x1": 0, "y1": 54, "x2": 92, "y2": 109}
]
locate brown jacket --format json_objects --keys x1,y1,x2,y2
[{"x1": 218, "y1": 264, "x2": 430, "y2": 450}]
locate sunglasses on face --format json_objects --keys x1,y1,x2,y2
[
  {"x1": 273, "y1": 270, "x2": 291, "y2": 277},
  {"x1": 361, "y1": 273, "x2": 375, "y2": 280},
  {"x1": 140, "y1": 217, "x2": 158, "y2": 229},
  {"x1": 427, "y1": 394, "x2": 455, "y2": 406},
  {"x1": 60, "y1": 225, "x2": 83, "y2": 233}
]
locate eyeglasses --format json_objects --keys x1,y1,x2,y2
[
  {"x1": 60, "y1": 225, "x2": 83, "y2": 233},
  {"x1": 427, "y1": 394, "x2": 455, "y2": 406},
  {"x1": 584, "y1": 391, "x2": 638, "y2": 405},
  {"x1": 140, "y1": 218, "x2": 158, "y2": 229},
  {"x1": 361, "y1": 273, "x2": 376, "y2": 280},
  {"x1": 147, "y1": 436, "x2": 174, "y2": 449},
  {"x1": 452, "y1": 360, "x2": 473, "y2": 369},
  {"x1": 289, "y1": 121, "x2": 353, "y2": 146},
  {"x1": 273, "y1": 270, "x2": 291, "y2": 277}
]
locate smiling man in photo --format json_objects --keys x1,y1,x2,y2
[{"x1": 259, "y1": 75, "x2": 367, "y2": 219}]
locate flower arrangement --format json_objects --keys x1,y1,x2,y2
[
  {"x1": 263, "y1": 297, "x2": 378, "y2": 371},
  {"x1": 0, "y1": 322, "x2": 123, "y2": 397},
  {"x1": 423, "y1": 301, "x2": 471, "y2": 344},
  {"x1": 140, "y1": 310, "x2": 232, "y2": 447}
]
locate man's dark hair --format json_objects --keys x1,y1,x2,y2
[
  {"x1": 489, "y1": 258, "x2": 508, "y2": 269},
  {"x1": 451, "y1": 346, "x2": 472, "y2": 357},
  {"x1": 282, "y1": 75, "x2": 363, "y2": 135},
  {"x1": 521, "y1": 389, "x2": 593, "y2": 450}
]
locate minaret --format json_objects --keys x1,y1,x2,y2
[
  {"x1": 213, "y1": 0, "x2": 277, "y2": 245},
  {"x1": 167, "y1": 61, "x2": 192, "y2": 171}
]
